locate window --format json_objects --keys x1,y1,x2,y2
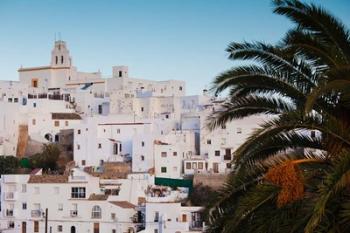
[
  {"x1": 221, "y1": 124, "x2": 226, "y2": 129},
  {"x1": 98, "y1": 143, "x2": 102, "y2": 149},
  {"x1": 154, "y1": 212, "x2": 159, "y2": 222},
  {"x1": 71, "y1": 187, "x2": 86, "y2": 199},
  {"x1": 77, "y1": 144, "x2": 80, "y2": 150},
  {"x1": 82, "y1": 160, "x2": 86, "y2": 166},
  {"x1": 14, "y1": 98, "x2": 18, "y2": 103},
  {"x1": 179, "y1": 86, "x2": 183, "y2": 91},
  {"x1": 165, "y1": 114, "x2": 169, "y2": 119},
  {"x1": 186, "y1": 162, "x2": 191, "y2": 169},
  {"x1": 61, "y1": 56, "x2": 64, "y2": 64},
  {"x1": 141, "y1": 155, "x2": 145, "y2": 161},
  {"x1": 54, "y1": 121, "x2": 60, "y2": 127},
  {"x1": 141, "y1": 141, "x2": 145, "y2": 147},
  {"x1": 111, "y1": 213, "x2": 116, "y2": 219},
  {"x1": 192, "y1": 162, "x2": 197, "y2": 169},
  {"x1": 117, "y1": 129, "x2": 120, "y2": 134},
  {"x1": 119, "y1": 70, "x2": 123, "y2": 77},
  {"x1": 65, "y1": 121, "x2": 69, "y2": 126},
  {"x1": 215, "y1": 150, "x2": 220, "y2": 156},
  {"x1": 161, "y1": 167, "x2": 167, "y2": 173},
  {"x1": 113, "y1": 144, "x2": 119, "y2": 155},
  {"x1": 54, "y1": 187, "x2": 60, "y2": 194},
  {"x1": 141, "y1": 107, "x2": 144, "y2": 112},
  {"x1": 8, "y1": 98, "x2": 12, "y2": 103},
  {"x1": 58, "y1": 203, "x2": 63, "y2": 211},
  {"x1": 22, "y1": 202, "x2": 27, "y2": 210},
  {"x1": 173, "y1": 151, "x2": 177, "y2": 156},
  {"x1": 161, "y1": 152, "x2": 167, "y2": 157},
  {"x1": 33, "y1": 103, "x2": 37, "y2": 108},
  {"x1": 77, "y1": 129, "x2": 81, "y2": 134},
  {"x1": 237, "y1": 128, "x2": 242, "y2": 134},
  {"x1": 34, "y1": 221, "x2": 39, "y2": 232},
  {"x1": 91, "y1": 205, "x2": 102, "y2": 219},
  {"x1": 58, "y1": 225, "x2": 63, "y2": 232},
  {"x1": 32, "y1": 119, "x2": 36, "y2": 125},
  {"x1": 34, "y1": 187, "x2": 40, "y2": 194},
  {"x1": 8, "y1": 221, "x2": 15, "y2": 228},
  {"x1": 311, "y1": 130, "x2": 316, "y2": 138},
  {"x1": 55, "y1": 56, "x2": 58, "y2": 64},
  {"x1": 22, "y1": 184, "x2": 27, "y2": 193},
  {"x1": 112, "y1": 230, "x2": 116, "y2": 233},
  {"x1": 32, "y1": 79, "x2": 38, "y2": 88},
  {"x1": 207, "y1": 139, "x2": 211, "y2": 145},
  {"x1": 226, "y1": 163, "x2": 232, "y2": 169},
  {"x1": 198, "y1": 162, "x2": 203, "y2": 169}
]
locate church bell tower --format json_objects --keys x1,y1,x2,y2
[{"x1": 51, "y1": 40, "x2": 72, "y2": 67}]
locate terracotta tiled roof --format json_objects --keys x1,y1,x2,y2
[
  {"x1": 109, "y1": 201, "x2": 135, "y2": 209},
  {"x1": 84, "y1": 162, "x2": 131, "y2": 179},
  {"x1": 28, "y1": 175, "x2": 68, "y2": 183},
  {"x1": 154, "y1": 140, "x2": 170, "y2": 145},
  {"x1": 51, "y1": 113, "x2": 82, "y2": 120},
  {"x1": 88, "y1": 194, "x2": 108, "y2": 201}
]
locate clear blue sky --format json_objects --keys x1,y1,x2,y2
[{"x1": 0, "y1": 0, "x2": 349, "y2": 95}]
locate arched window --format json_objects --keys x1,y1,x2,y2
[
  {"x1": 71, "y1": 226, "x2": 76, "y2": 233},
  {"x1": 91, "y1": 205, "x2": 101, "y2": 219},
  {"x1": 55, "y1": 56, "x2": 58, "y2": 64},
  {"x1": 61, "y1": 56, "x2": 64, "y2": 64}
]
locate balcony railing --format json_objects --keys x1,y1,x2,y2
[
  {"x1": 31, "y1": 210, "x2": 41, "y2": 218},
  {"x1": 5, "y1": 192, "x2": 15, "y2": 200},
  {"x1": 5, "y1": 209, "x2": 14, "y2": 217},
  {"x1": 70, "y1": 210, "x2": 78, "y2": 217},
  {"x1": 190, "y1": 221, "x2": 203, "y2": 230}
]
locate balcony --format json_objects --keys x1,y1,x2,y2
[
  {"x1": 5, "y1": 192, "x2": 16, "y2": 200},
  {"x1": 31, "y1": 210, "x2": 42, "y2": 218},
  {"x1": 5, "y1": 209, "x2": 14, "y2": 217},
  {"x1": 190, "y1": 221, "x2": 204, "y2": 231},
  {"x1": 70, "y1": 210, "x2": 78, "y2": 217}
]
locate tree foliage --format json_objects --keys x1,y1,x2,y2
[{"x1": 206, "y1": 0, "x2": 350, "y2": 232}]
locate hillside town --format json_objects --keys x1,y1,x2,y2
[{"x1": 0, "y1": 41, "x2": 266, "y2": 233}]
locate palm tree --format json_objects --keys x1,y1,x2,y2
[{"x1": 206, "y1": 1, "x2": 350, "y2": 232}]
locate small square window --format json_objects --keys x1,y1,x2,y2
[
  {"x1": 33, "y1": 103, "x2": 37, "y2": 108},
  {"x1": 207, "y1": 139, "x2": 211, "y2": 145},
  {"x1": 77, "y1": 144, "x2": 80, "y2": 150},
  {"x1": 81, "y1": 160, "x2": 86, "y2": 166},
  {"x1": 173, "y1": 151, "x2": 177, "y2": 156},
  {"x1": 215, "y1": 150, "x2": 220, "y2": 156},
  {"x1": 22, "y1": 203, "x2": 27, "y2": 210},
  {"x1": 161, "y1": 167, "x2": 167, "y2": 173},
  {"x1": 77, "y1": 129, "x2": 81, "y2": 134},
  {"x1": 54, "y1": 121, "x2": 60, "y2": 127},
  {"x1": 161, "y1": 152, "x2": 167, "y2": 157},
  {"x1": 98, "y1": 143, "x2": 102, "y2": 149},
  {"x1": 198, "y1": 162, "x2": 203, "y2": 169},
  {"x1": 58, "y1": 225, "x2": 63, "y2": 232},
  {"x1": 186, "y1": 162, "x2": 191, "y2": 169},
  {"x1": 117, "y1": 129, "x2": 120, "y2": 134},
  {"x1": 65, "y1": 121, "x2": 69, "y2": 127}
]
